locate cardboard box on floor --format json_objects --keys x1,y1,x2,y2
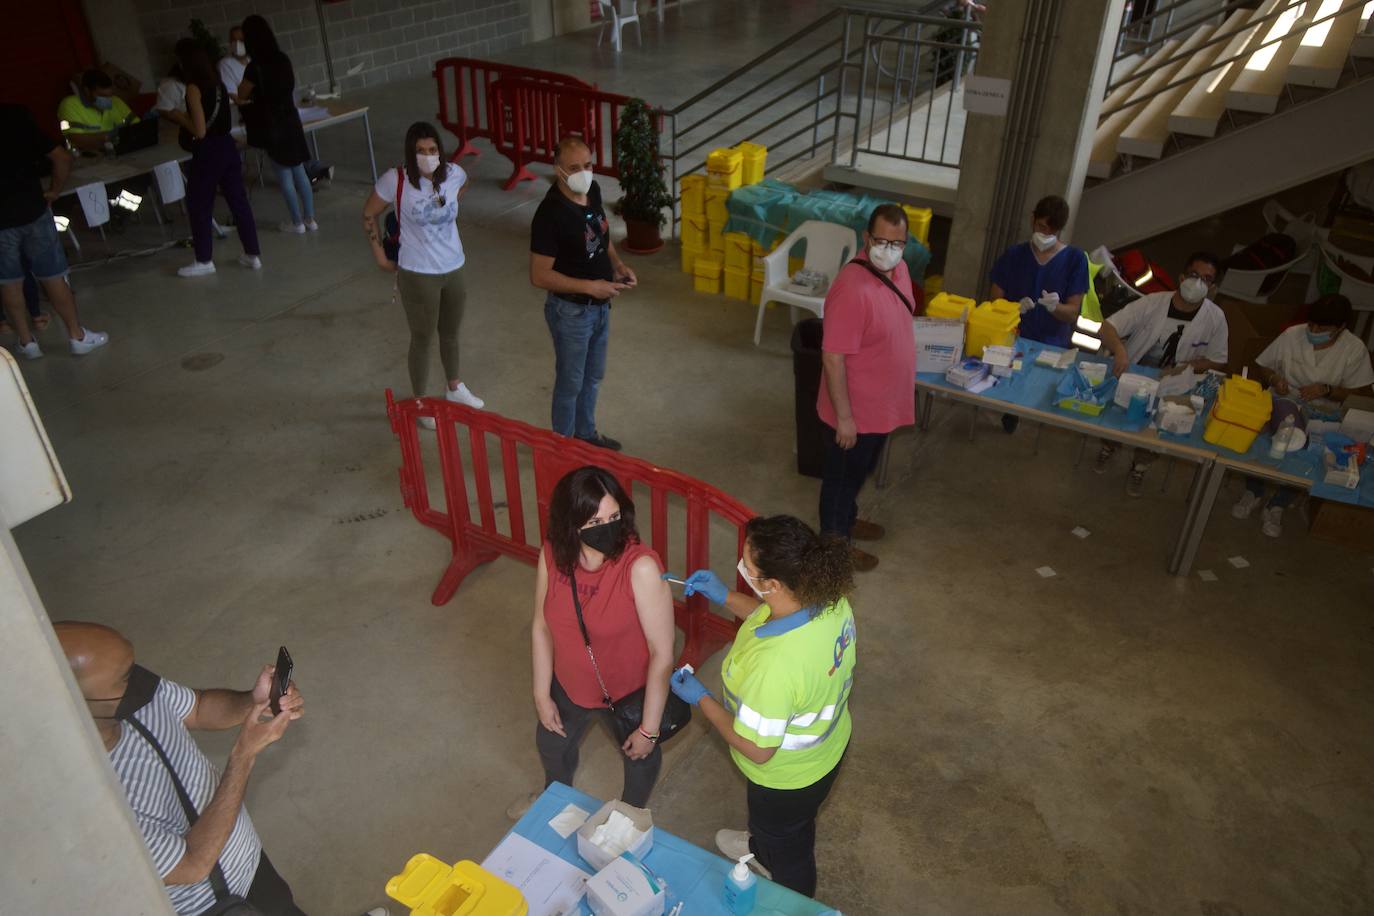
[
  {"x1": 1217, "y1": 296, "x2": 1305, "y2": 376},
  {"x1": 1308, "y1": 500, "x2": 1374, "y2": 555}
]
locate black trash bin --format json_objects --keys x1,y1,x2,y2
[{"x1": 791, "y1": 318, "x2": 829, "y2": 478}]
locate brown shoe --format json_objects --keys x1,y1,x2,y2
[
  {"x1": 850, "y1": 547, "x2": 878, "y2": 572},
  {"x1": 850, "y1": 519, "x2": 885, "y2": 541}
]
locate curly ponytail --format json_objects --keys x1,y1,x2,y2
[{"x1": 745, "y1": 515, "x2": 854, "y2": 610}]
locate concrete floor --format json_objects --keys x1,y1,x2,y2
[{"x1": 10, "y1": 2, "x2": 1374, "y2": 914}]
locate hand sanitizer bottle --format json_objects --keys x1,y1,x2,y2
[{"x1": 724, "y1": 853, "x2": 758, "y2": 914}]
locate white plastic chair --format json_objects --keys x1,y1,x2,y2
[
  {"x1": 754, "y1": 220, "x2": 860, "y2": 346},
  {"x1": 597, "y1": 0, "x2": 641, "y2": 53},
  {"x1": 1261, "y1": 198, "x2": 1321, "y2": 276},
  {"x1": 1307, "y1": 242, "x2": 1374, "y2": 347},
  {"x1": 1217, "y1": 241, "x2": 1311, "y2": 304}
]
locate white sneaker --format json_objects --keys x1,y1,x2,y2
[
  {"x1": 69, "y1": 328, "x2": 109, "y2": 356},
  {"x1": 361, "y1": 909, "x2": 390, "y2": 916},
  {"x1": 505, "y1": 791, "x2": 540, "y2": 821},
  {"x1": 238, "y1": 254, "x2": 262, "y2": 270},
  {"x1": 304, "y1": 219, "x2": 319, "y2": 232},
  {"x1": 280, "y1": 221, "x2": 306, "y2": 234},
  {"x1": 446, "y1": 382, "x2": 485, "y2": 409},
  {"x1": 1232, "y1": 490, "x2": 1263, "y2": 520},
  {"x1": 14, "y1": 340, "x2": 43, "y2": 360},
  {"x1": 715, "y1": 829, "x2": 771, "y2": 878},
  {"x1": 1260, "y1": 506, "x2": 1283, "y2": 538},
  {"x1": 416, "y1": 417, "x2": 436, "y2": 431},
  {"x1": 178, "y1": 260, "x2": 216, "y2": 277}
]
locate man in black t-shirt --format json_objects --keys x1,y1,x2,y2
[
  {"x1": 0, "y1": 104, "x2": 108, "y2": 360},
  {"x1": 529, "y1": 137, "x2": 638, "y2": 450}
]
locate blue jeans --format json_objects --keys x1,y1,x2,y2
[
  {"x1": 1245, "y1": 476, "x2": 1297, "y2": 508},
  {"x1": 271, "y1": 160, "x2": 314, "y2": 224},
  {"x1": 544, "y1": 293, "x2": 610, "y2": 439},
  {"x1": 818, "y1": 428, "x2": 888, "y2": 538},
  {"x1": 0, "y1": 211, "x2": 67, "y2": 284}
]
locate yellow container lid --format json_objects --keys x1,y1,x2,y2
[
  {"x1": 680, "y1": 174, "x2": 706, "y2": 189},
  {"x1": 386, "y1": 855, "x2": 527, "y2": 916},
  {"x1": 1213, "y1": 375, "x2": 1272, "y2": 430},
  {"x1": 735, "y1": 141, "x2": 767, "y2": 158},
  {"x1": 969, "y1": 299, "x2": 1022, "y2": 328},
  {"x1": 926, "y1": 291, "x2": 974, "y2": 320},
  {"x1": 707, "y1": 147, "x2": 743, "y2": 169}
]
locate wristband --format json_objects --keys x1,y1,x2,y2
[{"x1": 637, "y1": 726, "x2": 660, "y2": 743}]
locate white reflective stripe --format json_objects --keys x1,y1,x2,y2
[
  {"x1": 780, "y1": 731, "x2": 823, "y2": 750},
  {"x1": 734, "y1": 701, "x2": 789, "y2": 737},
  {"x1": 789, "y1": 704, "x2": 838, "y2": 728}
]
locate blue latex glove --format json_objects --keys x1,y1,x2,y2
[
  {"x1": 681, "y1": 569, "x2": 728, "y2": 604},
  {"x1": 670, "y1": 666, "x2": 711, "y2": 706}
]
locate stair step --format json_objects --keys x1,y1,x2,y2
[
  {"x1": 1350, "y1": 3, "x2": 1374, "y2": 56},
  {"x1": 1088, "y1": 39, "x2": 1184, "y2": 178},
  {"x1": 1289, "y1": 0, "x2": 1362, "y2": 87},
  {"x1": 1226, "y1": 1, "x2": 1313, "y2": 114},
  {"x1": 1118, "y1": 18, "x2": 1234, "y2": 159},
  {"x1": 1170, "y1": 0, "x2": 1283, "y2": 137}
]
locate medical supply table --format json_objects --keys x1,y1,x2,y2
[
  {"x1": 909, "y1": 338, "x2": 1372, "y2": 576},
  {"x1": 504, "y1": 783, "x2": 838, "y2": 915}
]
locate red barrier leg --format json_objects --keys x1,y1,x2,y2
[
  {"x1": 451, "y1": 142, "x2": 481, "y2": 161},
  {"x1": 501, "y1": 164, "x2": 538, "y2": 191},
  {"x1": 431, "y1": 544, "x2": 501, "y2": 605}
]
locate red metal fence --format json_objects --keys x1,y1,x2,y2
[
  {"x1": 432, "y1": 58, "x2": 595, "y2": 161},
  {"x1": 386, "y1": 393, "x2": 754, "y2": 669},
  {"x1": 488, "y1": 79, "x2": 636, "y2": 190}
]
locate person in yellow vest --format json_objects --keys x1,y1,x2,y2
[
  {"x1": 669, "y1": 515, "x2": 856, "y2": 898},
  {"x1": 58, "y1": 70, "x2": 138, "y2": 153}
]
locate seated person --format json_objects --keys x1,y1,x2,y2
[
  {"x1": 58, "y1": 69, "x2": 138, "y2": 153},
  {"x1": 988, "y1": 193, "x2": 1089, "y2": 431},
  {"x1": 1234, "y1": 293, "x2": 1374, "y2": 536},
  {"x1": 219, "y1": 25, "x2": 251, "y2": 99},
  {"x1": 155, "y1": 60, "x2": 190, "y2": 133},
  {"x1": 1096, "y1": 251, "x2": 1228, "y2": 496}
]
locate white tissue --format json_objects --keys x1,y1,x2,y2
[{"x1": 589, "y1": 810, "x2": 644, "y2": 858}]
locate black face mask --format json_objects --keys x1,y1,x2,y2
[
  {"x1": 578, "y1": 519, "x2": 624, "y2": 556},
  {"x1": 90, "y1": 664, "x2": 161, "y2": 721}
]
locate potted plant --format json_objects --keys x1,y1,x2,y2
[{"x1": 613, "y1": 98, "x2": 673, "y2": 254}]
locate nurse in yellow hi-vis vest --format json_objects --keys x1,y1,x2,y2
[{"x1": 666, "y1": 515, "x2": 857, "y2": 898}]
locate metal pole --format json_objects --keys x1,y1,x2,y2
[
  {"x1": 313, "y1": 0, "x2": 337, "y2": 93},
  {"x1": 831, "y1": 12, "x2": 853, "y2": 165},
  {"x1": 851, "y1": 15, "x2": 872, "y2": 167}
]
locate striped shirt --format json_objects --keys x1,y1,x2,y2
[{"x1": 110, "y1": 678, "x2": 261, "y2": 915}]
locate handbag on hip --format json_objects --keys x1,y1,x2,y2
[{"x1": 569, "y1": 568, "x2": 691, "y2": 744}]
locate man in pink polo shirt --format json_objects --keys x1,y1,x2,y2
[{"x1": 817, "y1": 204, "x2": 920, "y2": 571}]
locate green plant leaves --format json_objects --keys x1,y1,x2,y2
[{"x1": 614, "y1": 97, "x2": 673, "y2": 228}]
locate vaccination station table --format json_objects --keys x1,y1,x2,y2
[
  {"x1": 504, "y1": 783, "x2": 839, "y2": 915},
  {"x1": 907, "y1": 338, "x2": 1373, "y2": 577}
]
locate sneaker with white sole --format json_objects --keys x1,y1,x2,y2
[
  {"x1": 505, "y1": 791, "x2": 540, "y2": 821},
  {"x1": 304, "y1": 219, "x2": 319, "y2": 231},
  {"x1": 1094, "y1": 443, "x2": 1116, "y2": 475},
  {"x1": 361, "y1": 908, "x2": 390, "y2": 916},
  {"x1": 238, "y1": 254, "x2": 262, "y2": 270},
  {"x1": 1126, "y1": 464, "x2": 1148, "y2": 498},
  {"x1": 69, "y1": 328, "x2": 109, "y2": 355},
  {"x1": 446, "y1": 382, "x2": 485, "y2": 409},
  {"x1": 1261, "y1": 505, "x2": 1283, "y2": 538},
  {"x1": 280, "y1": 221, "x2": 306, "y2": 234},
  {"x1": 178, "y1": 260, "x2": 216, "y2": 278},
  {"x1": 14, "y1": 340, "x2": 43, "y2": 360},
  {"x1": 1232, "y1": 490, "x2": 1263, "y2": 520},
  {"x1": 715, "y1": 830, "x2": 772, "y2": 878}
]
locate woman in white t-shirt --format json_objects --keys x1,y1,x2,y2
[
  {"x1": 362, "y1": 122, "x2": 483, "y2": 421},
  {"x1": 1234, "y1": 294, "x2": 1374, "y2": 536}
]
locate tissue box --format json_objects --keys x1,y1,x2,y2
[
  {"x1": 577, "y1": 801, "x2": 654, "y2": 872},
  {"x1": 1113, "y1": 373, "x2": 1159, "y2": 410},
  {"x1": 586, "y1": 854, "x2": 665, "y2": 916},
  {"x1": 912, "y1": 317, "x2": 964, "y2": 374}
]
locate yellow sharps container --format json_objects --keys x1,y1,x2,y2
[{"x1": 386, "y1": 853, "x2": 527, "y2": 916}]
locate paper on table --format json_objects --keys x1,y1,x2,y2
[
  {"x1": 481, "y1": 832, "x2": 590, "y2": 916},
  {"x1": 75, "y1": 183, "x2": 110, "y2": 227},
  {"x1": 296, "y1": 105, "x2": 331, "y2": 122},
  {"x1": 548, "y1": 803, "x2": 589, "y2": 839},
  {"x1": 153, "y1": 160, "x2": 185, "y2": 204},
  {"x1": 1157, "y1": 369, "x2": 1197, "y2": 399},
  {"x1": 967, "y1": 376, "x2": 996, "y2": 395}
]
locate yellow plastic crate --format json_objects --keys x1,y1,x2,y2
[
  {"x1": 735, "y1": 141, "x2": 767, "y2": 185},
  {"x1": 901, "y1": 204, "x2": 933, "y2": 246},
  {"x1": 926, "y1": 291, "x2": 974, "y2": 321},
  {"x1": 706, "y1": 147, "x2": 743, "y2": 190},
  {"x1": 694, "y1": 256, "x2": 723, "y2": 294},
  {"x1": 705, "y1": 188, "x2": 729, "y2": 226},
  {"x1": 681, "y1": 242, "x2": 704, "y2": 274},
  {"x1": 708, "y1": 219, "x2": 726, "y2": 254},
  {"x1": 751, "y1": 267, "x2": 765, "y2": 302},
  {"x1": 1203, "y1": 375, "x2": 1272, "y2": 453},
  {"x1": 681, "y1": 213, "x2": 708, "y2": 251},
  {"x1": 386, "y1": 854, "x2": 527, "y2": 916},
  {"x1": 723, "y1": 232, "x2": 753, "y2": 271},
  {"x1": 724, "y1": 266, "x2": 751, "y2": 300},
  {"x1": 679, "y1": 174, "x2": 706, "y2": 217},
  {"x1": 966, "y1": 299, "x2": 1021, "y2": 359}
]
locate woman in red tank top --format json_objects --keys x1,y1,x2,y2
[{"x1": 517, "y1": 466, "x2": 675, "y2": 813}]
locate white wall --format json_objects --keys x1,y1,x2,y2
[{"x1": 83, "y1": 0, "x2": 156, "y2": 89}]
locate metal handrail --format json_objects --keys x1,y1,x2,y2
[
  {"x1": 1099, "y1": 0, "x2": 1369, "y2": 119},
  {"x1": 1114, "y1": 0, "x2": 1252, "y2": 61}
]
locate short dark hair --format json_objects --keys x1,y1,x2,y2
[
  {"x1": 1183, "y1": 251, "x2": 1222, "y2": 277},
  {"x1": 81, "y1": 69, "x2": 113, "y2": 91},
  {"x1": 241, "y1": 15, "x2": 281, "y2": 60},
  {"x1": 1308, "y1": 293, "x2": 1353, "y2": 329},
  {"x1": 867, "y1": 203, "x2": 908, "y2": 234},
  {"x1": 1032, "y1": 195, "x2": 1070, "y2": 232},
  {"x1": 402, "y1": 121, "x2": 447, "y2": 190},
  {"x1": 745, "y1": 515, "x2": 853, "y2": 610},
  {"x1": 546, "y1": 466, "x2": 639, "y2": 576}
]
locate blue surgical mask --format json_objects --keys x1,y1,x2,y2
[
  {"x1": 94, "y1": 96, "x2": 113, "y2": 111},
  {"x1": 1306, "y1": 329, "x2": 1335, "y2": 346}
]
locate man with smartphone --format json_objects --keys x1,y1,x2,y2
[{"x1": 54, "y1": 622, "x2": 311, "y2": 915}]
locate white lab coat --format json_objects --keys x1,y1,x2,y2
[{"x1": 1106, "y1": 291, "x2": 1229, "y2": 367}]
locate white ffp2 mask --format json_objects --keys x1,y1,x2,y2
[
  {"x1": 417, "y1": 154, "x2": 441, "y2": 176},
  {"x1": 563, "y1": 168, "x2": 594, "y2": 195},
  {"x1": 737, "y1": 558, "x2": 773, "y2": 599},
  {"x1": 1031, "y1": 232, "x2": 1057, "y2": 251},
  {"x1": 869, "y1": 245, "x2": 903, "y2": 272},
  {"x1": 232, "y1": 41, "x2": 247, "y2": 57},
  {"x1": 1179, "y1": 277, "x2": 1208, "y2": 304}
]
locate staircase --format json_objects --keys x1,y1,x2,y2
[{"x1": 1075, "y1": 0, "x2": 1374, "y2": 247}]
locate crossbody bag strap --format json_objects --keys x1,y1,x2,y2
[
  {"x1": 850, "y1": 258, "x2": 915, "y2": 316},
  {"x1": 126, "y1": 715, "x2": 234, "y2": 901},
  {"x1": 568, "y1": 570, "x2": 614, "y2": 707}
]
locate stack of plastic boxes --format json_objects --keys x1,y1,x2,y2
[{"x1": 685, "y1": 141, "x2": 769, "y2": 298}]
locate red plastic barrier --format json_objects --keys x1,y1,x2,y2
[
  {"x1": 432, "y1": 58, "x2": 595, "y2": 161},
  {"x1": 488, "y1": 78, "x2": 644, "y2": 191},
  {"x1": 386, "y1": 392, "x2": 754, "y2": 669}
]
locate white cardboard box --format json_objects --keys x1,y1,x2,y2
[
  {"x1": 913, "y1": 317, "x2": 965, "y2": 374},
  {"x1": 576, "y1": 800, "x2": 654, "y2": 872},
  {"x1": 586, "y1": 853, "x2": 666, "y2": 916}
]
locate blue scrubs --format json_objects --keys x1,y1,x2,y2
[{"x1": 989, "y1": 242, "x2": 1089, "y2": 348}]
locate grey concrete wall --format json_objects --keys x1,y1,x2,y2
[
  {"x1": 0, "y1": 525, "x2": 172, "y2": 915},
  {"x1": 135, "y1": 0, "x2": 531, "y2": 95},
  {"x1": 84, "y1": 0, "x2": 157, "y2": 88}
]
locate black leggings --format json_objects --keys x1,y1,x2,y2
[
  {"x1": 535, "y1": 678, "x2": 662, "y2": 808},
  {"x1": 747, "y1": 757, "x2": 845, "y2": 897}
]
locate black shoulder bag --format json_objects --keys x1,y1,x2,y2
[
  {"x1": 850, "y1": 257, "x2": 917, "y2": 316},
  {"x1": 125, "y1": 716, "x2": 261, "y2": 915},
  {"x1": 569, "y1": 569, "x2": 691, "y2": 744}
]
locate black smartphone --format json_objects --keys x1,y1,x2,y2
[{"x1": 269, "y1": 646, "x2": 293, "y2": 716}]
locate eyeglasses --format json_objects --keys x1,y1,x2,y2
[
  {"x1": 1181, "y1": 270, "x2": 1215, "y2": 284},
  {"x1": 869, "y1": 238, "x2": 905, "y2": 252}
]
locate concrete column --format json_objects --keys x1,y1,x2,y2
[
  {"x1": 943, "y1": 0, "x2": 1127, "y2": 297},
  {"x1": 82, "y1": 0, "x2": 156, "y2": 89},
  {"x1": 0, "y1": 524, "x2": 171, "y2": 914}
]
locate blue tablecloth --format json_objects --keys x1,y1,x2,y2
[
  {"x1": 918, "y1": 337, "x2": 1373, "y2": 507},
  {"x1": 507, "y1": 783, "x2": 838, "y2": 916}
]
